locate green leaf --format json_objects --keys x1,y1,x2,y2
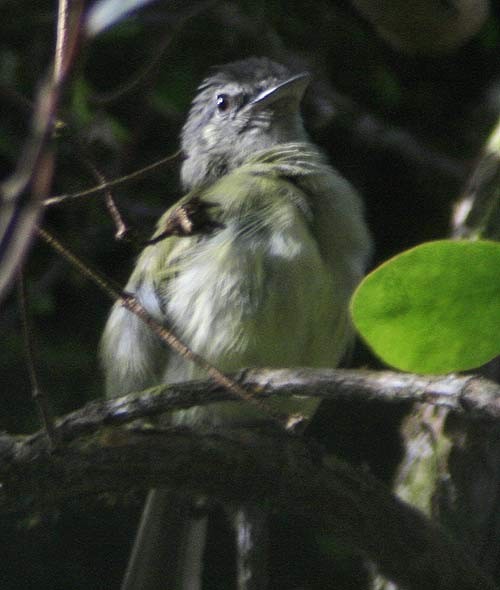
[{"x1": 351, "y1": 240, "x2": 500, "y2": 373}]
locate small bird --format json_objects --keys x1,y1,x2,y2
[{"x1": 101, "y1": 57, "x2": 372, "y2": 590}]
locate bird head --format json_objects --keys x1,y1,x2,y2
[{"x1": 180, "y1": 57, "x2": 310, "y2": 190}]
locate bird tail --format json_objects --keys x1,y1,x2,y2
[
  {"x1": 121, "y1": 489, "x2": 207, "y2": 590},
  {"x1": 121, "y1": 489, "x2": 269, "y2": 590}
]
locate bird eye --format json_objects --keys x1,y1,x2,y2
[{"x1": 216, "y1": 94, "x2": 232, "y2": 113}]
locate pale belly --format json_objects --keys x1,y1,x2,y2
[{"x1": 162, "y1": 222, "x2": 349, "y2": 427}]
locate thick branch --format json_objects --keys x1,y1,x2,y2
[
  {"x1": 49, "y1": 368, "x2": 500, "y2": 441},
  {"x1": 1, "y1": 368, "x2": 499, "y2": 590},
  {"x1": 0, "y1": 422, "x2": 495, "y2": 590}
]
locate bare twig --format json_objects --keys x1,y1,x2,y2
[
  {"x1": 44, "y1": 151, "x2": 181, "y2": 206},
  {"x1": 452, "y1": 116, "x2": 500, "y2": 240},
  {"x1": 46, "y1": 368, "x2": 500, "y2": 440},
  {"x1": 104, "y1": 188, "x2": 129, "y2": 240},
  {"x1": 88, "y1": 0, "x2": 219, "y2": 105},
  {"x1": 55, "y1": 0, "x2": 84, "y2": 81},
  {"x1": 36, "y1": 227, "x2": 283, "y2": 424},
  {"x1": 17, "y1": 275, "x2": 60, "y2": 448},
  {"x1": 89, "y1": 27, "x2": 177, "y2": 105},
  {"x1": 0, "y1": 0, "x2": 84, "y2": 300},
  {"x1": 76, "y1": 151, "x2": 130, "y2": 240},
  {"x1": 0, "y1": 389, "x2": 497, "y2": 590},
  {"x1": 54, "y1": 0, "x2": 71, "y2": 82}
]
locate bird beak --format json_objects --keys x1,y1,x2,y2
[{"x1": 245, "y1": 72, "x2": 311, "y2": 111}]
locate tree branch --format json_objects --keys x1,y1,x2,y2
[
  {"x1": 0, "y1": 0, "x2": 84, "y2": 301},
  {"x1": 43, "y1": 151, "x2": 181, "y2": 207},
  {"x1": 45, "y1": 368, "x2": 500, "y2": 442},
  {"x1": 452, "y1": 113, "x2": 500, "y2": 241},
  {"x1": 0, "y1": 366, "x2": 498, "y2": 590}
]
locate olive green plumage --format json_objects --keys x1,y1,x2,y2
[
  {"x1": 100, "y1": 57, "x2": 372, "y2": 590},
  {"x1": 101, "y1": 141, "x2": 370, "y2": 425}
]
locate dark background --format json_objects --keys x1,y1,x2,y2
[{"x1": 1, "y1": 1, "x2": 499, "y2": 588}]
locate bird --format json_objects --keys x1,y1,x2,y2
[{"x1": 101, "y1": 56, "x2": 372, "y2": 590}]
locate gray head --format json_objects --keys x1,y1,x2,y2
[{"x1": 180, "y1": 57, "x2": 310, "y2": 190}]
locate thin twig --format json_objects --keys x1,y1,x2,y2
[
  {"x1": 17, "y1": 274, "x2": 60, "y2": 448},
  {"x1": 36, "y1": 227, "x2": 284, "y2": 425},
  {"x1": 63, "y1": 125, "x2": 135, "y2": 240},
  {"x1": 0, "y1": 0, "x2": 84, "y2": 300},
  {"x1": 77, "y1": 150, "x2": 130, "y2": 240},
  {"x1": 89, "y1": 0, "x2": 218, "y2": 105},
  {"x1": 54, "y1": 0, "x2": 84, "y2": 84},
  {"x1": 0, "y1": 86, "x2": 180, "y2": 226},
  {"x1": 89, "y1": 27, "x2": 175, "y2": 105},
  {"x1": 44, "y1": 151, "x2": 181, "y2": 206},
  {"x1": 54, "y1": 0, "x2": 70, "y2": 83},
  {"x1": 104, "y1": 188, "x2": 129, "y2": 240}
]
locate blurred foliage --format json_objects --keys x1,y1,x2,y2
[{"x1": 1, "y1": 0, "x2": 500, "y2": 588}]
